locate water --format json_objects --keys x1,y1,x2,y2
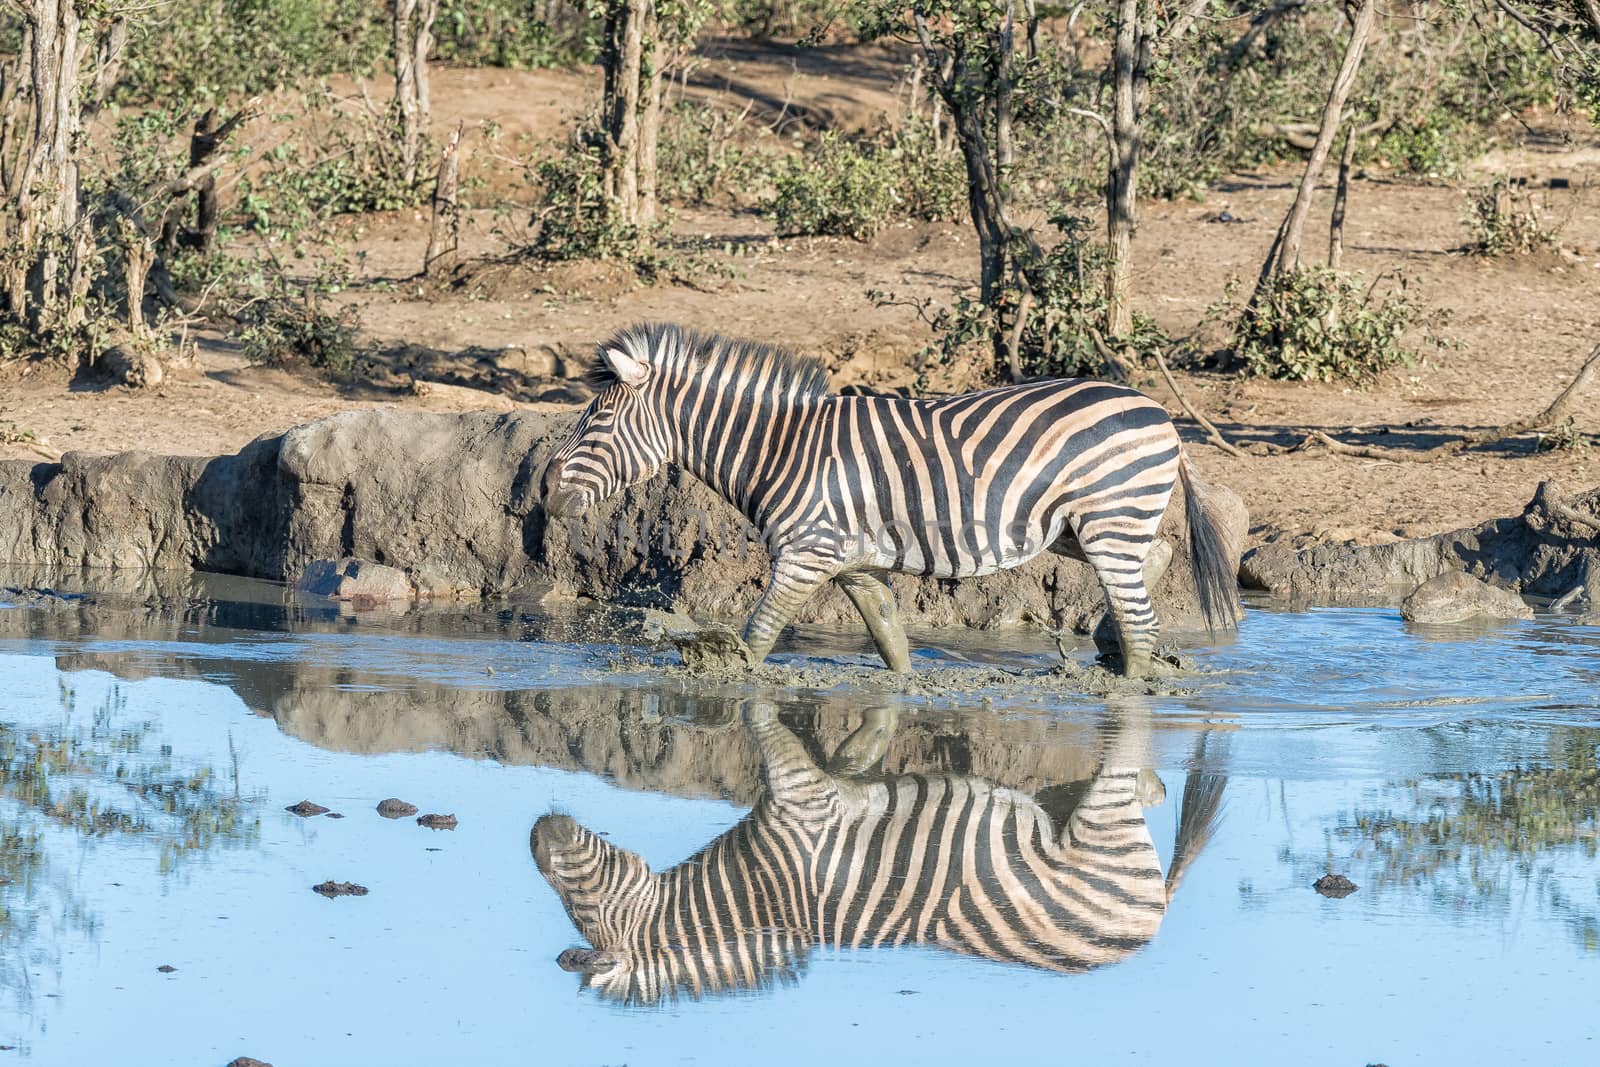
[{"x1": 1, "y1": 574, "x2": 1597, "y2": 1065}]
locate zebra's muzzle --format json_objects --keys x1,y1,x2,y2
[
  {"x1": 540, "y1": 461, "x2": 587, "y2": 518},
  {"x1": 557, "y1": 947, "x2": 616, "y2": 974}
]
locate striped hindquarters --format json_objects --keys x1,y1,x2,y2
[{"x1": 821, "y1": 379, "x2": 1180, "y2": 578}]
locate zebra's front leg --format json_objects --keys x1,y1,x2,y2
[
  {"x1": 833, "y1": 571, "x2": 911, "y2": 672},
  {"x1": 742, "y1": 555, "x2": 835, "y2": 664}
]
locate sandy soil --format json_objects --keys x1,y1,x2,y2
[{"x1": 3, "y1": 51, "x2": 1598, "y2": 547}]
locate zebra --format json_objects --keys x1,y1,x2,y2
[
  {"x1": 531, "y1": 700, "x2": 1225, "y2": 1005},
  {"x1": 540, "y1": 322, "x2": 1241, "y2": 677}
]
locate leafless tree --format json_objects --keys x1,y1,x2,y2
[
  {"x1": 0, "y1": 1, "x2": 126, "y2": 336},
  {"x1": 393, "y1": 0, "x2": 439, "y2": 188}
]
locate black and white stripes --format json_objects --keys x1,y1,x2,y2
[
  {"x1": 540, "y1": 322, "x2": 1241, "y2": 676},
  {"x1": 532, "y1": 704, "x2": 1186, "y2": 1005}
]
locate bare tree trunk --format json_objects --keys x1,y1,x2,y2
[
  {"x1": 189, "y1": 109, "x2": 221, "y2": 255},
  {"x1": 424, "y1": 122, "x2": 464, "y2": 275},
  {"x1": 1105, "y1": 0, "x2": 1143, "y2": 340},
  {"x1": 602, "y1": 0, "x2": 647, "y2": 225},
  {"x1": 7, "y1": 1, "x2": 89, "y2": 333},
  {"x1": 393, "y1": 0, "x2": 438, "y2": 188},
  {"x1": 1328, "y1": 123, "x2": 1358, "y2": 270},
  {"x1": 117, "y1": 217, "x2": 153, "y2": 337},
  {"x1": 1265, "y1": 0, "x2": 1376, "y2": 279},
  {"x1": 636, "y1": 5, "x2": 663, "y2": 225}
]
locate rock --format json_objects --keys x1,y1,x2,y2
[
  {"x1": 1242, "y1": 481, "x2": 1599, "y2": 607},
  {"x1": 99, "y1": 342, "x2": 164, "y2": 389},
  {"x1": 312, "y1": 880, "x2": 369, "y2": 898},
  {"x1": 377, "y1": 798, "x2": 419, "y2": 819},
  {"x1": 0, "y1": 408, "x2": 1247, "y2": 631},
  {"x1": 416, "y1": 813, "x2": 458, "y2": 830},
  {"x1": 285, "y1": 800, "x2": 330, "y2": 817},
  {"x1": 1401, "y1": 571, "x2": 1533, "y2": 624},
  {"x1": 296, "y1": 558, "x2": 415, "y2": 604},
  {"x1": 1313, "y1": 873, "x2": 1359, "y2": 898},
  {"x1": 226, "y1": 1059, "x2": 273, "y2": 1067},
  {"x1": 156, "y1": 964, "x2": 177, "y2": 973}
]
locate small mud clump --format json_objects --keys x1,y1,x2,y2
[
  {"x1": 1314, "y1": 873, "x2": 1359, "y2": 898},
  {"x1": 312, "y1": 880, "x2": 369, "y2": 898},
  {"x1": 377, "y1": 798, "x2": 419, "y2": 819},
  {"x1": 227, "y1": 1058, "x2": 274, "y2": 1067},
  {"x1": 285, "y1": 800, "x2": 330, "y2": 817},
  {"x1": 156, "y1": 964, "x2": 177, "y2": 973},
  {"x1": 417, "y1": 813, "x2": 458, "y2": 830}
]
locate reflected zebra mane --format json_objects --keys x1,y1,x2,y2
[
  {"x1": 588, "y1": 322, "x2": 832, "y2": 398},
  {"x1": 589, "y1": 927, "x2": 811, "y2": 1007}
]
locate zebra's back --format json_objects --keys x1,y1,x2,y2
[
  {"x1": 811, "y1": 769, "x2": 1168, "y2": 973},
  {"x1": 812, "y1": 378, "x2": 1181, "y2": 578}
]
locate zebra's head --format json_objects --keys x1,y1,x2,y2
[
  {"x1": 532, "y1": 809, "x2": 811, "y2": 1004},
  {"x1": 540, "y1": 344, "x2": 668, "y2": 519},
  {"x1": 531, "y1": 812, "x2": 656, "y2": 991}
]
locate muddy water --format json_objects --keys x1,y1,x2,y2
[{"x1": 0, "y1": 575, "x2": 1597, "y2": 1065}]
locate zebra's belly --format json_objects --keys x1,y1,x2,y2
[{"x1": 861, "y1": 514, "x2": 1066, "y2": 579}]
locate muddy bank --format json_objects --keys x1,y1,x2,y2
[
  {"x1": 0, "y1": 594, "x2": 1117, "y2": 803},
  {"x1": 1241, "y1": 482, "x2": 1598, "y2": 608},
  {"x1": 0, "y1": 408, "x2": 1243, "y2": 635}
]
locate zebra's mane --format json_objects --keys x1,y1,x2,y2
[
  {"x1": 589, "y1": 322, "x2": 832, "y2": 398},
  {"x1": 590, "y1": 929, "x2": 811, "y2": 1007}
]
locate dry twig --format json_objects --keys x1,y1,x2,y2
[{"x1": 1151, "y1": 348, "x2": 1245, "y2": 458}]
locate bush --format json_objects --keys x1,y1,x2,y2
[
  {"x1": 1537, "y1": 418, "x2": 1593, "y2": 453},
  {"x1": 1224, "y1": 268, "x2": 1451, "y2": 384},
  {"x1": 657, "y1": 103, "x2": 781, "y2": 207},
  {"x1": 116, "y1": 0, "x2": 389, "y2": 105},
  {"x1": 234, "y1": 90, "x2": 425, "y2": 240},
  {"x1": 526, "y1": 138, "x2": 653, "y2": 261},
  {"x1": 1463, "y1": 176, "x2": 1563, "y2": 255},
  {"x1": 885, "y1": 119, "x2": 967, "y2": 223},
  {"x1": 880, "y1": 215, "x2": 1170, "y2": 386},
  {"x1": 433, "y1": 0, "x2": 596, "y2": 69},
  {"x1": 767, "y1": 133, "x2": 902, "y2": 239},
  {"x1": 240, "y1": 290, "x2": 359, "y2": 375}
]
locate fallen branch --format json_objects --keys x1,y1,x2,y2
[
  {"x1": 1273, "y1": 340, "x2": 1600, "y2": 462},
  {"x1": 1543, "y1": 495, "x2": 1600, "y2": 537},
  {"x1": 1152, "y1": 348, "x2": 1245, "y2": 458}
]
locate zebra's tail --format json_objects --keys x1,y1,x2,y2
[
  {"x1": 1177, "y1": 446, "x2": 1243, "y2": 633},
  {"x1": 1165, "y1": 733, "x2": 1229, "y2": 905}
]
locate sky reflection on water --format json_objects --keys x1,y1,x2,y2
[{"x1": 0, "y1": 582, "x2": 1597, "y2": 1065}]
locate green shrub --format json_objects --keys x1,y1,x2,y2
[
  {"x1": 768, "y1": 133, "x2": 901, "y2": 240},
  {"x1": 879, "y1": 215, "x2": 1170, "y2": 385},
  {"x1": 117, "y1": 0, "x2": 389, "y2": 105},
  {"x1": 1464, "y1": 176, "x2": 1563, "y2": 255},
  {"x1": 1537, "y1": 418, "x2": 1593, "y2": 453},
  {"x1": 1224, "y1": 267, "x2": 1451, "y2": 384},
  {"x1": 240, "y1": 291, "x2": 359, "y2": 375},
  {"x1": 527, "y1": 139, "x2": 652, "y2": 261},
  {"x1": 657, "y1": 103, "x2": 781, "y2": 207},
  {"x1": 433, "y1": 0, "x2": 596, "y2": 69},
  {"x1": 234, "y1": 91, "x2": 424, "y2": 240},
  {"x1": 885, "y1": 119, "x2": 967, "y2": 223}
]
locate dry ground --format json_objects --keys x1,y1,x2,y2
[{"x1": 3, "y1": 49, "x2": 1598, "y2": 547}]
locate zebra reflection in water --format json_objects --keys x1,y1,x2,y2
[{"x1": 532, "y1": 702, "x2": 1223, "y2": 1005}]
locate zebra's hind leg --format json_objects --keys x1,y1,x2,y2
[
  {"x1": 834, "y1": 571, "x2": 911, "y2": 672},
  {"x1": 1071, "y1": 516, "x2": 1166, "y2": 679}
]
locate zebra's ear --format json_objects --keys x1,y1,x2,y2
[{"x1": 602, "y1": 346, "x2": 651, "y2": 388}]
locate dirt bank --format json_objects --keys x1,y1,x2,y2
[{"x1": 0, "y1": 408, "x2": 1242, "y2": 636}]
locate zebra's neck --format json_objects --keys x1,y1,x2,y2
[{"x1": 655, "y1": 364, "x2": 830, "y2": 532}]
